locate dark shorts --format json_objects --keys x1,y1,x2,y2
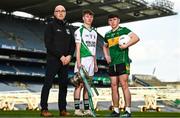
[{"x1": 108, "y1": 63, "x2": 130, "y2": 76}]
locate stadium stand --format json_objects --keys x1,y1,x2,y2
[
  {"x1": 0, "y1": 13, "x2": 179, "y2": 88},
  {"x1": 132, "y1": 74, "x2": 166, "y2": 86},
  {"x1": 0, "y1": 63, "x2": 16, "y2": 74},
  {"x1": 0, "y1": 14, "x2": 108, "y2": 85},
  {"x1": 0, "y1": 28, "x2": 17, "y2": 47},
  {"x1": 0, "y1": 14, "x2": 45, "y2": 50},
  {"x1": 0, "y1": 0, "x2": 179, "y2": 112}
]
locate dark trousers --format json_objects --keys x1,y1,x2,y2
[{"x1": 40, "y1": 57, "x2": 69, "y2": 111}]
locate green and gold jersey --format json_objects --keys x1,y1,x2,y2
[{"x1": 104, "y1": 27, "x2": 132, "y2": 66}]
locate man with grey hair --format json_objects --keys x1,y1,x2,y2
[{"x1": 40, "y1": 5, "x2": 75, "y2": 117}]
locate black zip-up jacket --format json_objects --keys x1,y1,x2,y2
[{"x1": 44, "y1": 18, "x2": 75, "y2": 59}]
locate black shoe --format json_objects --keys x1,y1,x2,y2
[
  {"x1": 121, "y1": 111, "x2": 131, "y2": 118},
  {"x1": 110, "y1": 111, "x2": 120, "y2": 117}
]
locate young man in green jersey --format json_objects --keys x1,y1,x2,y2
[
  {"x1": 103, "y1": 14, "x2": 140, "y2": 117},
  {"x1": 73, "y1": 9, "x2": 98, "y2": 116}
]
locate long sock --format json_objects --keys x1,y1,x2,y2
[
  {"x1": 83, "y1": 99, "x2": 89, "y2": 110},
  {"x1": 125, "y1": 107, "x2": 131, "y2": 113},
  {"x1": 74, "y1": 98, "x2": 80, "y2": 109}
]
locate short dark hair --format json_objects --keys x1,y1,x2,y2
[
  {"x1": 108, "y1": 14, "x2": 119, "y2": 19},
  {"x1": 82, "y1": 9, "x2": 94, "y2": 16}
]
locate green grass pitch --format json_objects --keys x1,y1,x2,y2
[{"x1": 0, "y1": 110, "x2": 180, "y2": 117}]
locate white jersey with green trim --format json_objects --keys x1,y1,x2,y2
[{"x1": 74, "y1": 25, "x2": 97, "y2": 57}]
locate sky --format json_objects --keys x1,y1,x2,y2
[{"x1": 97, "y1": 0, "x2": 180, "y2": 82}]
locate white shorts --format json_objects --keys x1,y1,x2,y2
[{"x1": 74, "y1": 56, "x2": 94, "y2": 76}]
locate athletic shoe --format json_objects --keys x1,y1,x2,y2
[
  {"x1": 121, "y1": 111, "x2": 131, "y2": 118},
  {"x1": 110, "y1": 111, "x2": 120, "y2": 117},
  {"x1": 83, "y1": 109, "x2": 93, "y2": 116},
  {"x1": 74, "y1": 109, "x2": 84, "y2": 116}
]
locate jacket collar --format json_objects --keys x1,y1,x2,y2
[{"x1": 54, "y1": 17, "x2": 67, "y2": 26}]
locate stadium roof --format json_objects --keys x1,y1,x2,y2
[{"x1": 0, "y1": 0, "x2": 177, "y2": 27}]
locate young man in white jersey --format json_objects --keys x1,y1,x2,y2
[
  {"x1": 103, "y1": 14, "x2": 140, "y2": 117},
  {"x1": 73, "y1": 9, "x2": 98, "y2": 116}
]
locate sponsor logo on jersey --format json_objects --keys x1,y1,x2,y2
[
  {"x1": 86, "y1": 41, "x2": 96, "y2": 47},
  {"x1": 108, "y1": 36, "x2": 119, "y2": 47}
]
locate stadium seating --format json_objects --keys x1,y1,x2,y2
[
  {"x1": 0, "y1": 14, "x2": 108, "y2": 85},
  {"x1": 0, "y1": 14, "x2": 45, "y2": 50},
  {"x1": 0, "y1": 63, "x2": 16, "y2": 74},
  {"x1": 132, "y1": 74, "x2": 165, "y2": 86}
]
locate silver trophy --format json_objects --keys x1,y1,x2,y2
[{"x1": 70, "y1": 72, "x2": 82, "y2": 87}]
